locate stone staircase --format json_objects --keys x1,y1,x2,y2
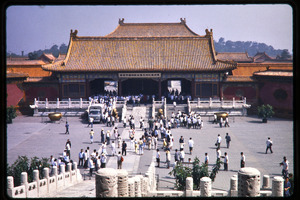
[{"x1": 166, "y1": 104, "x2": 188, "y2": 119}]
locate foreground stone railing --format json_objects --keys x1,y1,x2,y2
[
  {"x1": 95, "y1": 161, "x2": 156, "y2": 197},
  {"x1": 95, "y1": 166, "x2": 284, "y2": 197},
  {"x1": 7, "y1": 162, "x2": 82, "y2": 198}
]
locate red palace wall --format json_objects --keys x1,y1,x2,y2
[
  {"x1": 7, "y1": 83, "x2": 25, "y2": 107},
  {"x1": 259, "y1": 81, "x2": 293, "y2": 111},
  {"x1": 222, "y1": 84, "x2": 257, "y2": 102},
  {"x1": 24, "y1": 83, "x2": 59, "y2": 104}
]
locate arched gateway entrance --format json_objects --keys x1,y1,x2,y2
[{"x1": 121, "y1": 79, "x2": 158, "y2": 96}]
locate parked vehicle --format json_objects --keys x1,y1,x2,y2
[{"x1": 87, "y1": 104, "x2": 103, "y2": 123}]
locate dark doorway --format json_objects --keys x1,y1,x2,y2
[
  {"x1": 121, "y1": 79, "x2": 159, "y2": 96},
  {"x1": 90, "y1": 78, "x2": 117, "y2": 96},
  {"x1": 162, "y1": 78, "x2": 191, "y2": 96}
]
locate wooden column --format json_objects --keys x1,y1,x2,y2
[
  {"x1": 191, "y1": 78, "x2": 195, "y2": 100},
  {"x1": 85, "y1": 78, "x2": 90, "y2": 99},
  {"x1": 118, "y1": 79, "x2": 122, "y2": 96},
  {"x1": 158, "y1": 78, "x2": 162, "y2": 99}
]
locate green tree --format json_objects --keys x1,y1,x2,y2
[
  {"x1": 169, "y1": 157, "x2": 222, "y2": 190},
  {"x1": 7, "y1": 106, "x2": 17, "y2": 123},
  {"x1": 7, "y1": 156, "x2": 50, "y2": 187},
  {"x1": 257, "y1": 104, "x2": 275, "y2": 123}
]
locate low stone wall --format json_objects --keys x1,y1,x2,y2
[
  {"x1": 94, "y1": 166, "x2": 283, "y2": 197},
  {"x1": 7, "y1": 162, "x2": 82, "y2": 198}
]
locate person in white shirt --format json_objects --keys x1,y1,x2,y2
[
  {"x1": 88, "y1": 156, "x2": 94, "y2": 178},
  {"x1": 111, "y1": 141, "x2": 116, "y2": 156},
  {"x1": 188, "y1": 138, "x2": 194, "y2": 155},
  {"x1": 216, "y1": 148, "x2": 221, "y2": 162},
  {"x1": 166, "y1": 150, "x2": 171, "y2": 169},
  {"x1": 216, "y1": 134, "x2": 222, "y2": 149},
  {"x1": 180, "y1": 149, "x2": 185, "y2": 163},
  {"x1": 223, "y1": 152, "x2": 229, "y2": 171},
  {"x1": 78, "y1": 149, "x2": 84, "y2": 167},
  {"x1": 280, "y1": 156, "x2": 289, "y2": 177},
  {"x1": 100, "y1": 153, "x2": 107, "y2": 168},
  {"x1": 265, "y1": 137, "x2": 273, "y2": 154},
  {"x1": 240, "y1": 152, "x2": 245, "y2": 168},
  {"x1": 156, "y1": 149, "x2": 160, "y2": 167}
]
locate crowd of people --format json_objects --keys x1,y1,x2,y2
[{"x1": 49, "y1": 95, "x2": 292, "y2": 196}]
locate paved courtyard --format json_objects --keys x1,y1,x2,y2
[{"x1": 7, "y1": 113, "x2": 293, "y2": 194}]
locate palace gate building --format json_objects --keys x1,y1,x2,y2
[
  {"x1": 42, "y1": 18, "x2": 236, "y2": 100},
  {"x1": 7, "y1": 19, "x2": 292, "y2": 117}
]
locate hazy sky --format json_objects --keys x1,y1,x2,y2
[{"x1": 6, "y1": 4, "x2": 293, "y2": 55}]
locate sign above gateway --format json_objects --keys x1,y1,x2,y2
[{"x1": 118, "y1": 73, "x2": 161, "y2": 78}]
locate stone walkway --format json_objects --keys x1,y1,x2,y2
[{"x1": 7, "y1": 112, "x2": 293, "y2": 197}]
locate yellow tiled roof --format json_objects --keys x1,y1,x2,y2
[
  {"x1": 43, "y1": 36, "x2": 236, "y2": 72},
  {"x1": 106, "y1": 21, "x2": 199, "y2": 37},
  {"x1": 43, "y1": 21, "x2": 236, "y2": 72}
]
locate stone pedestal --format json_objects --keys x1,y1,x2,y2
[
  {"x1": 200, "y1": 177, "x2": 211, "y2": 197},
  {"x1": 33, "y1": 170, "x2": 39, "y2": 181},
  {"x1": 185, "y1": 177, "x2": 193, "y2": 197},
  {"x1": 95, "y1": 168, "x2": 118, "y2": 197},
  {"x1": 7, "y1": 176, "x2": 14, "y2": 190},
  {"x1": 238, "y1": 167, "x2": 260, "y2": 197},
  {"x1": 262, "y1": 175, "x2": 270, "y2": 189},
  {"x1": 272, "y1": 176, "x2": 284, "y2": 197},
  {"x1": 230, "y1": 175, "x2": 238, "y2": 197},
  {"x1": 128, "y1": 178, "x2": 135, "y2": 197},
  {"x1": 117, "y1": 169, "x2": 128, "y2": 197},
  {"x1": 43, "y1": 168, "x2": 49, "y2": 179},
  {"x1": 133, "y1": 176, "x2": 142, "y2": 197},
  {"x1": 21, "y1": 172, "x2": 28, "y2": 186}
]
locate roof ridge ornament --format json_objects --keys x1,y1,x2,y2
[
  {"x1": 205, "y1": 29, "x2": 213, "y2": 37},
  {"x1": 180, "y1": 18, "x2": 186, "y2": 24},
  {"x1": 70, "y1": 29, "x2": 78, "y2": 38},
  {"x1": 119, "y1": 18, "x2": 125, "y2": 25}
]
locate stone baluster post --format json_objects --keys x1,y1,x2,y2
[
  {"x1": 243, "y1": 96, "x2": 247, "y2": 104},
  {"x1": 33, "y1": 169, "x2": 39, "y2": 182},
  {"x1": 127, "y1": 178, "x2": 135, "y2": 197},
  {"x1": 45, "y1": 98, "x2": 49, "y2": 108},
  {"x1": 66, "y1": 163, "x2": 72, "y2": 172},
  {"x1": 117, "y1": 169, "x2": 128, "y2": 197},
  {"x1": 7, "y1": 176, "x2": 14, "y2": 190},
  {"x1": 230, "y1": 175, "x2": 238, "y2": 197},
  {"x1": 209, "y1": 97, "x2": 212, "y2": 108},
  {"x1": 232, "y1": 97, "x2": 235, "y2": 108},
  {"x1": 272, "y1": 176, "x2": 284, "y2": 197},
  {"x1": 262, "y1": 175, "x2": 270, "y2": 189},
  {"x1": 134, "y1": 176, "x2": 142, "y2": 197},
  {"x1": 197, "y1": 98, "x2": 200, "y2": 107},
  {"x1": 34, "y1": 98, "x2": 37, "y2": 107},
  {"x1": 56, "y1": 98, "x2": 60, "y2": 108},
  {"x1": 95, "y1": 168, "x2": 118, "y2": 197},
  {"x1": 238, "y1": 167, "x2": 260, "y2": 197},
  {"x1": 43, "y1": 168, "x2": 49, "y2": 180},
  {"x1": 200, "y1": 177, "x2": 211, "y2": 197},
  {"x1": 185, "y1": 177, "x2": 193, "y2": 197},
  {"x1": 80, "y1": 98, "x2": 83, "y2": 108},
  {"x1": 52, "y1": 166, "x2": 58, "y2": 176},
  {"x1": 21, "y1": 172, "x2": 28, "y2": 196},
  {"x1": 33, "y1": 170, "x2": 39, "y2": 197},
  {"x1": 68, "y1": 98, "x2": 71, "y2": 108},
  {"x1": 7, "y1": 176, "x2": 14, "y2": 197},
  {"x1": 59, "y1": 164, "x2": 65, "y2": 175},
  {"x1": 221, "y1": 97, "x2": 224, "y2": 107}
]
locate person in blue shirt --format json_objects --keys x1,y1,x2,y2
[{"x1": 284, "y1": 177, "x2": 291, "y2": 197}]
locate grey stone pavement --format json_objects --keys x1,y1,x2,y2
[{"x1": 6, "y1": 109, "x2": 294, "y2": 196}]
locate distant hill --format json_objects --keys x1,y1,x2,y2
[
  {"x1": 214, "y1": 37, "x2": 291, "y2": 58},
  {"x1": 7, "y1": 39, "x2": 292, "y2": 60}
]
